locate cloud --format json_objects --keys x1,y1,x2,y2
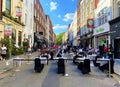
[
  {"x1": 53, "y1": 24, "x2": 68, "y2": 30},
  {"x1": 58, "y1": 15, "x2": 61, "y2": 18},
  {"x1": 50, "y1": 2, "x2": 57, "y2": 11},
  {"x1": 63, "y1": 13, "x2": 74, "y2": 22}
]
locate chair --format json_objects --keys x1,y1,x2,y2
[
  {"x1": 99, "y1": 59, "x2": 114, "y2": 73},
  {"x1": 56, "y1": 53, "x2": 62, "y2": 57},
  {"x1": 73, "y1": 55, "x2": 83, "y2": 65},
  {"x1": 78, "y1": 59, "x2": 91, "y2": 74},
  {"x1": 93, "y1": 55, "x2": 101, "y2": 67},
  {"x1": 41, "y1": 54, "x2": 49, "y2": 64},
  {"x1": 34, "y1": 58, "x2": 44, "y2": 73},
  {"x1": 57, "y1": 58, "x2": 65, "y2": 75}
]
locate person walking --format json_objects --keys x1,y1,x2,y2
[{"x1": 1, "y1": 44, "x2": 7, "y2": 60}]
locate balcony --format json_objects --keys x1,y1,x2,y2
[{"x1": 2, "y1": 11, "x2": 25, "y2": 26}]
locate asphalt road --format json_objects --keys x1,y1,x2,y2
[{"x1": 0, "y1": 60, "x2": 119, "y2": 87}]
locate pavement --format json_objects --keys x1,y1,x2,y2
[
  {"x1": 114, "y1": 59, "x2": 120, "y2": 75},
  {"x1": 0, "y1": 51, "x2": 120, "y2": 76},
  {"x1": 0, "y1": 51, "x2": 39, "y2": 75}
]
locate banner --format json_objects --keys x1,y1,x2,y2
[
  {"x1": 16, "y1": 7, "x2": 22, "y2": 17},
  {"x1": 4, "y1": 24, "x2": 12, "y2": 36}
]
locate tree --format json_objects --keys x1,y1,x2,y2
[{"x1": 56, "y1": 32, "x2": 65, "y2": 45}]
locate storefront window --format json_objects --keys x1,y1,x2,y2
[
  {"x1": 12, "y1": 29, "x2": 16, "y2": 43},
  {"x1": 18, "y1": 31, "x2": 22, "y2": 46}
]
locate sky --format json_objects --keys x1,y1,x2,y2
[{"x1": 40, "y1": 0, "x2": 78, "y2": 35}]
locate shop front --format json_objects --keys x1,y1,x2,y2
[
  {"x1": 93, "y1": 23, "x2": 110, "y2": 48},
  {"x1": 80, "y1": 33, "x2": 93, "y2": 50},
  {"x1": 109, "y1": 16, "x2": 120, "y2": 59}
]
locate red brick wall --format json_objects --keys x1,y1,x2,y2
[
  {"x1": 0, "y1": 0, "x2": 2, "y2": 20},
  {"x1": 94, "y1": 0, "x2": 98, "y2": 9},
  {"x1": 34, "y1": 0, "x2": 46, "y2": 37}
]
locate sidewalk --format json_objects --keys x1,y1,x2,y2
[
  {"x1": 114, "y1": 59, "x2": 120, "y2": 75},
  {"x1": 0, "y1": 51, "x2": 39, "y2": 75}
]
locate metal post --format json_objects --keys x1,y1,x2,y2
[{"x1": 108, "y1": 59, "x2": 111, "y2": 77}]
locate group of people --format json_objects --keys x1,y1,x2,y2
[
  {"x1": 0, "y1": 44, "x2": 7, "y2": 60},
  {"x1": 98, "y1": 44, "x2": 114, "y2": 59}
]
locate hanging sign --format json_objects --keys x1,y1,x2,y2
[{"x1": 87, "y1": 18, "x2": 94, "y2": 28}]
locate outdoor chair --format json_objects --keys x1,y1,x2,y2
[
  {"x1": 57, "y1": 58, "x2": 65, "y2": 75},
  {"x1": 34, "y1": 58, "x2": 44, "y2": 73}
]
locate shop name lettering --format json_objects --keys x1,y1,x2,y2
[{"x1": 96, "y1": 28, "x2": 104, "y2": 33}]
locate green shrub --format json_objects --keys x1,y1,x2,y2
[
  {"x1": 0, "y1": 37, "x2": 26, "y2": 58},
  {"x1": 23, "y1": 41, "x2": 29, "y2": 52},
  {"x1": 0, "y1": 37, "x2": 13, "y2": 59}
]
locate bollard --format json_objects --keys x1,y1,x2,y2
[
  {"x1": 27, "y1": 53, "x2": 32, "y2": 64},
  {"x1": 14, "y1": 56, "x2": 21, "y2": 71}
]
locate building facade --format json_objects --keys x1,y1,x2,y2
[
  {"x1": 79, "y1": 0, "x2": 94, "y2": 49},
  {"x1": 93, "y1": 0, "x2": 112, "y2": 49},
  {"x1": 23, "y1": 0, "x2": 34, "y2": 49},
  {"x1": 46, "y1": 15, "x2": 53, "y2": 46},
  {"x1": 34, "y1": 0, "x2": 47, "y2": 50},
  {"x1": 71, "y1": 11, "x2": 78, "y2": 46},
  {"x1": 109, "y1": 0, "x2": 120, "y2": 59},
  {"x1": 0, "y1": 0, "x2": 24, "y2": 46}
]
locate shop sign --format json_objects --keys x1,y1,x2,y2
[
  {"x1": 16, "y1": 7, "x2": 22, "y2": 17},
  {"x1": 96, "y1": 27, "x2": 104, "y2": 33},
  {"x1": 4, "y1": 24, "x2": 12, "y2": 36},
  {"x1": 94, "y1": 23, "x2": 110, "y2": 35},
  {"x1": 87, "y1": 18, "x2": 94, "y2": 28}
]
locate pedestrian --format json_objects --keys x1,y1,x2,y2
[
  {"x1": 108, "y1": 44, "x2": 114, "y2": 59},
  {"x1": 1, "y1": 44, "x2": 7, "y2": 60},
  {"x1": 99, "y1": 44, "x2": 104, "y2": 57},
  {"x1": 28, "y1": 45, "x2": 31, "y2": 52},
  {"x1": 103, "y1": 44, "x2": 108, "y2": 58}
]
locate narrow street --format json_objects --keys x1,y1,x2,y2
[{"x1": 0, "y1": 59, "x2": 119, "y2": 87}]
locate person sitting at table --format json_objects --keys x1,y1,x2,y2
[
  {"x1": 93, "y1": 55, "x2": 101, "y2": 67},
  {"x1": 73, "y1": 54, "x2": 83, "y2": 65},
  {"x1": 99, "y1": 59, "x2": 114, "y2": 73}
]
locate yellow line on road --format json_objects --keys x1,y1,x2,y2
[{"x1": 111, "y1": 74, "x2": 120, "y2": 84}]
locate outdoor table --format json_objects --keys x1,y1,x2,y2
[
  {"x1": 87, "y1": 54, "x2": 97, "y2": 59},
  {"x1": 76, "y1": 57, "x2": 111, "y2": 77}
]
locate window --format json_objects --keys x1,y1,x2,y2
[
  {"x1": 118, "y1": 6, "x2": 120, "y2": 16},
  {"x1": 6, "y1": 0, "x2": 11, "y2": 14},
  {"x1": 18, "y1": 31, "x2": 22, "y2": 46},
  {"x1": 12, "y1": 29, "x2": 16, "y2": 43},
  {"x1": 98, "y1": 8, "x2": 108, "y2": 26}
]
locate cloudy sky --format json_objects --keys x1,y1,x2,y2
[{"x1": 40, "y1": 0, "x2": 78, "y2": 35}]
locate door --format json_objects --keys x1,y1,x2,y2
[{"x1": 114, "y1": 39, "x2": 120, "y2": 59}]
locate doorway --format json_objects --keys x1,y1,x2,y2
[{"x1": 114, "y1": 39, "x2": 120, "y2": 59}]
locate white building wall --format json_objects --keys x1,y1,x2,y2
[
  {"x1": 71, "y1": 11, "x2": 77, "y2": 46},
  {"x1": 94, "y1": 0, "x2": 112, "y2": 27},
  {"x1": 23, "y1": 0, "x2": 34, "y2": 48},
  {"x1": 112, "y1": 0, "x2": 120, "y2": 18}
]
